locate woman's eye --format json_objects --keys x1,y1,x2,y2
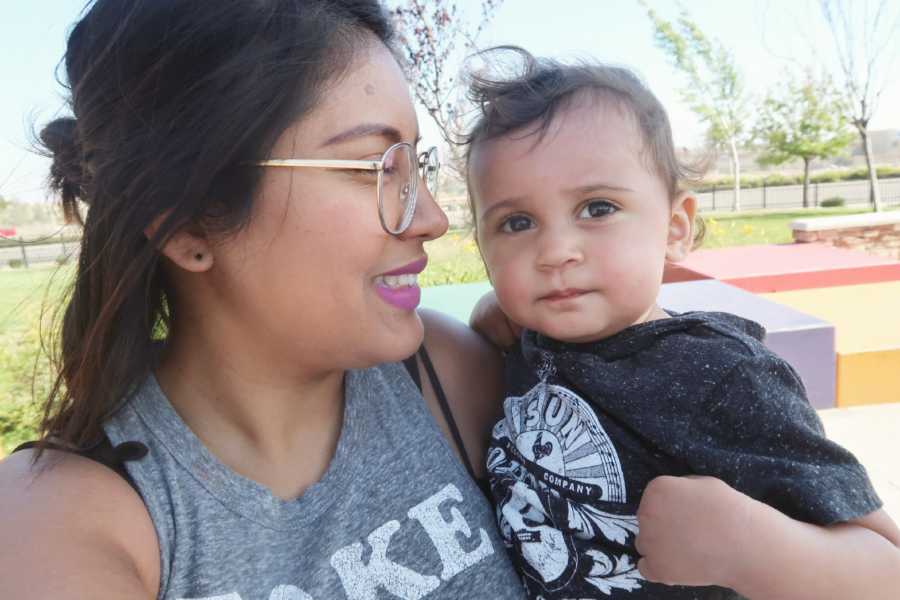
[
  {"x1": 578, "y1": 200, "x2": 617, "y2": 219},
  {"x1": 500, "y1": 215, "x2": 534, "y2": 233}
]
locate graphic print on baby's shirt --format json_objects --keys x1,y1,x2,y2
[{"x1": 487, "y1": 381, "x2": 644, "y2": 598}]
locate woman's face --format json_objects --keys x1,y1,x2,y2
[{"x1": 210, "y1": 40, "x2": 448, "y2": 374}]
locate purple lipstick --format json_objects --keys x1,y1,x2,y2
[{"x1": 374, "y1": 257, "x2": 427, "y2": 311}]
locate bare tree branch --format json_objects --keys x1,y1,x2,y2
[
  {"x1": 391, "y1": 0, "x2": 504, "y2": 189},
  {"x1": 819, "y1": 0, "x2": 900, "y2": 210}
]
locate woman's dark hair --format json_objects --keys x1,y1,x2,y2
[
  {"x1": 36, "y1": 0, "x2": 394, "y2": 455},
  {"x1": 461, "y1": 46, "x2": 705, "y2": 243}
]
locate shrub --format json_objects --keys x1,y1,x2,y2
[
  {"x1": 762, "y1": 173, "x2": 796, "y2": 187},
  {"x1": 0, "y1": 313, "x2": 56, "y2": 454},
  {"x1": 820, "y1": 197, "x2": 846, "y2": 208},
  {"x1": 7, "y1": 259, "x2": 24, "y2": 269},
  {"x1": 419, "y1": 258, "x2": 487, "y2": 287},
  {"x1": 0, "y1": 399, "x2": 42, "y2": 454},
  {"x1": 694, "y1": 166, "x2": 900, "y2": 192}
]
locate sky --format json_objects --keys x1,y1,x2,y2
[{"x1": 1, "y1": 0, "x2": 899, "y2": 203}]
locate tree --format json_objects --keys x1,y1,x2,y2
[
  {"x1": 819, "y1": 0, "x2": 900, "y2": 212},
  {"x1": 640, "y1": 2, "x2": 751, "y2": 210},
  {"x1": 389, "y1": 0, "x2": 503, "y2": 182},
  {"x1": 755, "y1": 72, "x2": 854, "y2": 208}
]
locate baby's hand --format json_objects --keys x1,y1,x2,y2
[
  {"x1": 635, "y1": 475, "x2": 750, "y2": 589},
  {"x1": 469, "y1": 290, "x2": 522, "y2": 349}
]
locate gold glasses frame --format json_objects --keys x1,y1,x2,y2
[{"x1": 250, "y1": 142, "x2": 439, "y2": 235}]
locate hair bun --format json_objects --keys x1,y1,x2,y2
[{"x1": 40, "y1": 116, "x2": 88, "y2": 214}]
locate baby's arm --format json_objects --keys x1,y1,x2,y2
[
  {"x1": 469, "y1": 289, "x2": 521, "y2": 349},
  {"x1": 636, "y1": 474, "x2": 900, "y2": 600},
  {"x1": 636, "y1": 353, "x2": 900, "y2": 599}
]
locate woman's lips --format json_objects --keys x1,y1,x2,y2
[
  {"x1": 381, "y1": 256, "x2": 427, "y2": 276},
  {"x1": 374, "y1": 257, "x2": 427, "y2": 311},
  {"x1": 374, "y1": 283, "x2": 421, "y2": 311}
]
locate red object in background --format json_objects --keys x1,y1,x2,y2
[
  {"x1": 662, "y1": 243, "x2": 900, "y2": 293},
  {"x1": 0, "y1": 227, "x2": 16, "y2": 237}
]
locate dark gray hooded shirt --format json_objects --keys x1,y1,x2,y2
[{"x1": 487, "y1": 311, "x2": 881, "y2": 599}]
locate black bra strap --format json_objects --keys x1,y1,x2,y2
[
  {"x1": 411, "y1": 346, "x2": 480, "y2": 484},
  {"x1": 12, "y1": 437, "x2": 147, "y2": 495},
  {"x1": 402, "y1": 353, "x2": 421, "y2": 391}
]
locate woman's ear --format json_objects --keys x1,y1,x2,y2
[
  {"x1": 144, "y1": 212, "x2": 214, "y2": 273},
  {"x1": 665, "y1": 192, "x2": 697, "y2": 263}
]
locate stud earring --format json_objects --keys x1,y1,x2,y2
[{"x1": 195, "y1": 253, "x2": 204, "y2": 261}]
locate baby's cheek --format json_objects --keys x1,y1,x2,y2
[
  {"x1": 491, "y1": 267, "x2": 533, "y2": 326},
  {"x1": 609, "y1": 250, "x2": 665, "y2": 310}
]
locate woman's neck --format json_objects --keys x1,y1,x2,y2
[{"x1": 155, "y1": 330, "x2": 346, "y2": 500}]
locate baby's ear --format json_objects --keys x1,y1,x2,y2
[{"x1": 665, "y1": 193, "x2": 697, "y2": 263}]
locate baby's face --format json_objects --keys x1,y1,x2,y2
[{"x1": 470, "y1": 98, "x2": 690, "y2": 343}]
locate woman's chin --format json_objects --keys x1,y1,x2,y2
[{"x1": 366, "y1": 310, "x2": 425, "y2": 366}]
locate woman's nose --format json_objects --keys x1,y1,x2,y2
[{"x1": 400, "y1": 183, "x2": 449, "y2": 242}]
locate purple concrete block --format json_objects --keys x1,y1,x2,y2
[{"x1": 658, "y1": 279, "x2": 836, "y2": 409}]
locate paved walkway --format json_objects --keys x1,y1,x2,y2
[{"x1": 818, "y1": 403, "x2": 900, "y2": 520}]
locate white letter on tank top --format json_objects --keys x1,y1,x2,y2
[
  {"x1": 407, "y1": 483, "x2": 494, "y2": 581},
  {"x1": 330, "y1": 520, "x2": 440, "y2": 600},
  {"x1": 268, "y1": 585, "x2": 313, "y2": 600}
]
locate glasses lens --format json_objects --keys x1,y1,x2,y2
[
  {"x1": 422, "y1": 147, "x2": 439, "y2": 198},
  {"x1": 380, "y1": 144, "x2": 416, "y2": 233}
]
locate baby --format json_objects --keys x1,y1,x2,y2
[{"x1": 462, "y1": 47, "x2": 897, "y2": 599}]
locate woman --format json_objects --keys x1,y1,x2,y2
[{"x1": 0, "y1": 2, "x2": 524, "y2": 598}]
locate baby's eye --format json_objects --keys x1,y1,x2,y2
[
  {"x1": 500, "y1": 215, "x2": 534, "y2": 233},
  {"x1": 578, "y1": 199, "x2": 617, "y2": 219}
]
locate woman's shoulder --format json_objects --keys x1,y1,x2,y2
[
  {"x1": 419, "y1": 307, "x2": 505, "y2": 410},
  {"x1": 0, "y1": 448, "x2": 159, "y2": 598},
  {"x1": 418, "y1": 308, "x2": 505, "y2": 475}
]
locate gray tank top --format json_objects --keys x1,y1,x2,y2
[{"x1": 103, "y1": 362, "x2": 526, "y2": 600}]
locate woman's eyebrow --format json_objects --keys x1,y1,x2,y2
[{"x1": 320, "y1": 123, "x2": 410, "y2": 148}]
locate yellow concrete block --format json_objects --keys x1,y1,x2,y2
[
  {"x1": 837, "y1": 349, "x2": 900, "y2": 407},
  {"x1": 764, "y1": 282, "x2": 900, "y2": 407}
]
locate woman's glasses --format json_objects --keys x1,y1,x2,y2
[{"x1": 250, "y1": 143, "x2": 439, "y2": 235}]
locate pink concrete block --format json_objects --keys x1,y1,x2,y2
[{"x1": 663, "y1": 243, "x2": 900, "y2": 293}]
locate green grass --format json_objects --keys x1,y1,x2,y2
[
  {"x1": 0, "y1": 263, "x2": 72, "y2": 397},
  {"x1": 421, "y1": 230, "x2": 487, "y2": 287},
  {"x1": 0, "y1": 265, "x2": 72, "y2": 334},
  {"x1": 0, "y1": 265, "x2": 72, "y2": 454},
  {"x1": 698, "y1": 207, "x2": 876, "y2": 249}
]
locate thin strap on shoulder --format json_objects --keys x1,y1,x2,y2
[
  {"x1": 12, "y1": 436, "x2": 148, "y2": 495},
  {"x1": 402, "y1": 353, "x2": 422, "y2": 391},
  {"x1": 416, "y1": 345, "x2": 480, "y2": 484}
]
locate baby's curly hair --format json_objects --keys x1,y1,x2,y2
[{"x1": 460, "y1": 46, "x2": 705, "y2": 245}]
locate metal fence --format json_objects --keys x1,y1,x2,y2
[
  {"x1": 0, "y1": 235, "x2": 76, "y2": 269},
  {"x1": 695, "y1": 177, "x2": 900, "y2": 212}
]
